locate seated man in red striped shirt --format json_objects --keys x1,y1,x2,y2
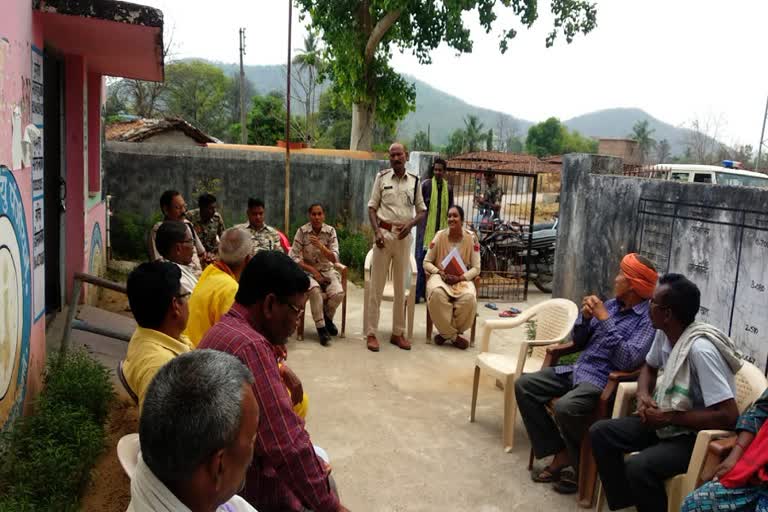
[{"x1": 199, "y1": 251, "x2": 349, "y2": 512}]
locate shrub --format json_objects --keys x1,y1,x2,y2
[
  {"x1": 337, "y1": 225, "x2": 372, "y2": 283},
  {"x1": 111, "y1": 211, "x2": 161, "y2": 261},
  {"x1": 0, "y1": 350, "x2": 115, "y2": 510}
]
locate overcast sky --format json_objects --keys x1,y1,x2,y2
[{"x1": 142, "y1": 0, "x2": 767, "y2": 147}]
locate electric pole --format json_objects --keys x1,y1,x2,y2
[
  {"x1": 756, "y1": 96, "x2": 768, "y2": 173},
  {"x1": 239, "y1": 27, "x2": 247, "y2": 145}
]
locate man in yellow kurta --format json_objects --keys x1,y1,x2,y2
[
  {"x1": 186, "y1": 227, "x2": 252, "y2": 346},
  {"x1": 123, "y1": 261, "x2": 194, "y2": 407},
  {"x1": 423, "y1": 205, "x2": 481, "y2": 349}
]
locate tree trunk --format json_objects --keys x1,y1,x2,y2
[{"x1": 350, "y1": 101, "x2": 375, "y2": 151}]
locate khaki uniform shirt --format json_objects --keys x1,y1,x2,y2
[
  {"x1": 367, "y1": 168, "x2": 427, "y2": 225},
  {"x1": 186, "y1": 209, "x2": 225, "y2": 253},
  {"x1": 237, "y1": 222, "x2": 283, "y2": 254},
  {"x1": 289, "y1": 223, "x2": 339, "y2": 272}
]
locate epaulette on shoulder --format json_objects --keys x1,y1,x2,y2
[
  {"x1": 407, "y1": 171, "x2": 419, "y2": 180},
  {"x1": 379, "y1": 169, "x2": 393, "y2": 177}
]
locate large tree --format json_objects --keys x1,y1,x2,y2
[
  {"x1": 292, "y1": 31, "x2": 325, "y2": 144},
  {"x1": 164, "y1": 61, "x2": 233, "y2": 139},
  {"x1": 525, "y1": 117, "x2": 564, "y2": 157},
  {"x1": 296, "y1": 1, "x2": 597, "y2": 151}
]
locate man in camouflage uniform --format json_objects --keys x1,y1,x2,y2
[
  {"x1": 237, "y1": 198, "x2": 284, "y2": 254},
  {"x1": 289, "y1": 203, "x2": 344, "y2": 346},
  {"x1": 473, "y1": 169, "x2": 504, "y2": 226},
  {"x1": 186, "y1": 193, "x2": 225, "y2": 254}
]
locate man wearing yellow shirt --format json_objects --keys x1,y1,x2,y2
[
  {"x1": 186, "y1": 227, "x2": 252, "y2": 346},
  {"x1": 123, "y1": 261, "x2": 194, "y2": 407}
]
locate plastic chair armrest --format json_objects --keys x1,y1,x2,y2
[
  {"x1": 542, "y1": 341, "x2": 578, "y2": 367},
  {"x1": 682, "y1": 430, "x2": 737, "y2": 496},
  {"x1": 611, "y1": 382, "x2": 638, "y2": 418},
  {"x1": 708, "y1": 434, "x2": 737, "y2": 458}
]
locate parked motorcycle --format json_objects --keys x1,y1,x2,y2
[{"x1": 477, "y1": 217, "x2": 558, "y2": 293}]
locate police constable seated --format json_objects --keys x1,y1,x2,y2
[
  {"x1": 422, "y1": 205, "x2": 480, "y2": 350},
  {"x1": 237, "y1": 198, "x2": 284, "y2": 254},
  {"x1": 516, "y1": 253, "x2": 658, "y2": 493},
  {"x1": 590, "y1": 273, "x2": 742, "y2": 512},
  {"x1": 289, "y1": 203, "x2": 344, "y2": 346},
  {"x1": 128, "y1": 350, "x2": 259, "y2": 512},
  {"x1": 365, "y1": 142, "x2": 427, "y2": 352},
  {"x1": 155, "y1": 220, "x2": 200, "y2": 294}
]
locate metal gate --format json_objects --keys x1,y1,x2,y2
[{"x1": 444, "y1": 167, "x2": 538, "y2": 302}]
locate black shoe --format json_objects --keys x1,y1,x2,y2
[
  {"x1": 317, "y1": 327, "x2": 331, "y2": 346},
  {"x1": 323, "y1": 314, "x2": 338, "y2": 336}
]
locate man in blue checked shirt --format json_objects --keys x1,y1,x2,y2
[{"x1": 516, "y1": 253, "x2": 659, "y2": 494}]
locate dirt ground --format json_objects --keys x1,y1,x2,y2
[{"x1": 80, "y1": 399, "x2": 138, "y2": 511}]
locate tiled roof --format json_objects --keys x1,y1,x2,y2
[
  {"x1": 446, "y1": 151, "x2": 560, "y2": 174},
  {"x1": 105, "y1": 117, "x2": 217, "y2": 144}
]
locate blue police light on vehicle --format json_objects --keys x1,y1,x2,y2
[{"x1": 722, "y1": 160, "x2": 743, "y2": 169}]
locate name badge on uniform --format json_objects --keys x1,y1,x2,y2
[{"x1": 383, "y1": 186, "x2": 393, "y2": 190}]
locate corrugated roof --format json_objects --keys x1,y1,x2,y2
[{"x1": 106, "y1": 117, "x2": 217, "y2": 144}]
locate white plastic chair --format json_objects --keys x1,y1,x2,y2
[
  {"x1": 595, "y1": 361, "x2": 768, "y2": 512},
  {"x1": 117, "y1": 433, "x2": 140, "y2": 479},
  {"x1": 363, "y1": 249, "x2": 417, "y2": 340},
  {"x1": 469, "y1": 298, "x2": 579, "y2": 452}
]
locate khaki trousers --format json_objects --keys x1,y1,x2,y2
[
  {"x1": 308, "y1": 270, "x2": 344, "y2": 328},
  {"x1": 365, "y1": 231, "x2": 411, "y2": 337},
  {"x1": 427, "y1": 287, "x2": 476, "y2": 340}
]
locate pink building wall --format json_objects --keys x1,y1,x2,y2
[{"x1": 0, "y1": 0, "x2": 106, "y2": 430}]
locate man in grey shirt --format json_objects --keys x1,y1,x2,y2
[{"x1": 590, "y1": 273, "x2": 741, "y2": 512}]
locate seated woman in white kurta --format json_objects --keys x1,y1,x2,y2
[{"x1": 423, "y1": 205, "x2": 481, "y2": 349}]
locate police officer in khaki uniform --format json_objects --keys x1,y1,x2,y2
[{"x1": 365, "y1": 143, "x2": 427, "y2": 352}]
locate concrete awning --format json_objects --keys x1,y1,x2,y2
[{"x1": 34, "y1": 0, "x2": 164, "y2": 81}]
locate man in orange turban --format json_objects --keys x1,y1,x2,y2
[{"x1": 516, "y1": 253, "x2": 658, "y2": 495}]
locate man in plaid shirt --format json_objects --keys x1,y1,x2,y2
[
  {"x1": 199, "y1": 251, "x2": 349, "y2": 512},
  {"x1": 515, "y1": 253, "x2": 659, "y2": 494}
]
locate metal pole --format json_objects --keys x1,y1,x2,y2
[
  {"x1": 284, "y1": 0, "x2": 293, "y2": 234},
  {"x1": 239, "y1": 28, "x2": 247, "y2": 145},
  {"x1": 756, "y1": 95, "x2": 768, "y2": 173}
]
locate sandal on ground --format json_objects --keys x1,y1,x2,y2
[
  {"x1": 499, "y1": 310, "x2": 519, "y2": 318},
  {"x1": 530, "y1": 466, "x2": 564, "y2": 483},
  {"x1": 552, "y1": 472, "x2": 578, "y2": 494},
  {"x1": 484, "y1": 303, "x2": 498, "y2": 310}
]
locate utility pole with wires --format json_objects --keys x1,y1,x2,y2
[
  {"x1": 239, "y1": 27, "x2": 247, "y2": 145},
  {"x1": 756, "y1": 96, "x2": 768, "y2": 173}
]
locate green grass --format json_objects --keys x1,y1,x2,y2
[{"x1": 0, "y1": 350, "x2": 115, "y2": 511}]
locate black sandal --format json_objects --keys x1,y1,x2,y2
[
  {"x1": 530, "y1": 466, "x2": 564, "y2": 483},
  {"x1": 552, "y1": 471, "x2": 578, "y2": 494}
]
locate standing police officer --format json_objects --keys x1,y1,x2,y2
[{"x1": 365, "y1": 143, "x2": 427, "y2": 352}]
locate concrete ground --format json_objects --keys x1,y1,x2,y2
[{"x1": 56, "y1": 282, "x2": 609, "y2": 512}]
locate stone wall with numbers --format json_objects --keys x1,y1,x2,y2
[{"x1": 555, "y1": 154, "x2": 768, "y2": 372}]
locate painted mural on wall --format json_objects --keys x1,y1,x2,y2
[
  {"x1": 0, "y1": 166, "x2": 32, "y2": 431},
  {"x1": 85, "y1": 202, "x2": 106, "y2": 305},
  {"x1": 638, "y1": 198, "x2": 768, "y2": 373}
]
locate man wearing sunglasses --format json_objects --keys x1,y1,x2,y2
[
  {"x1": 200, "y1": 251, "x2": 349, "y2": 512},
  {"x1": 123, "y1": 261, "x2": 194, "y2": 408}
]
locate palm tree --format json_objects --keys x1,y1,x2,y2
[
  {"x1": 463, "y1": 115, "x2": 485, "y2": 153},
  {"x1": 630, "y1": 120, "x2": 657, "y2": 164},
  {"x1": 292, "y1": 31, "x2": 323, "y2": 142}
]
